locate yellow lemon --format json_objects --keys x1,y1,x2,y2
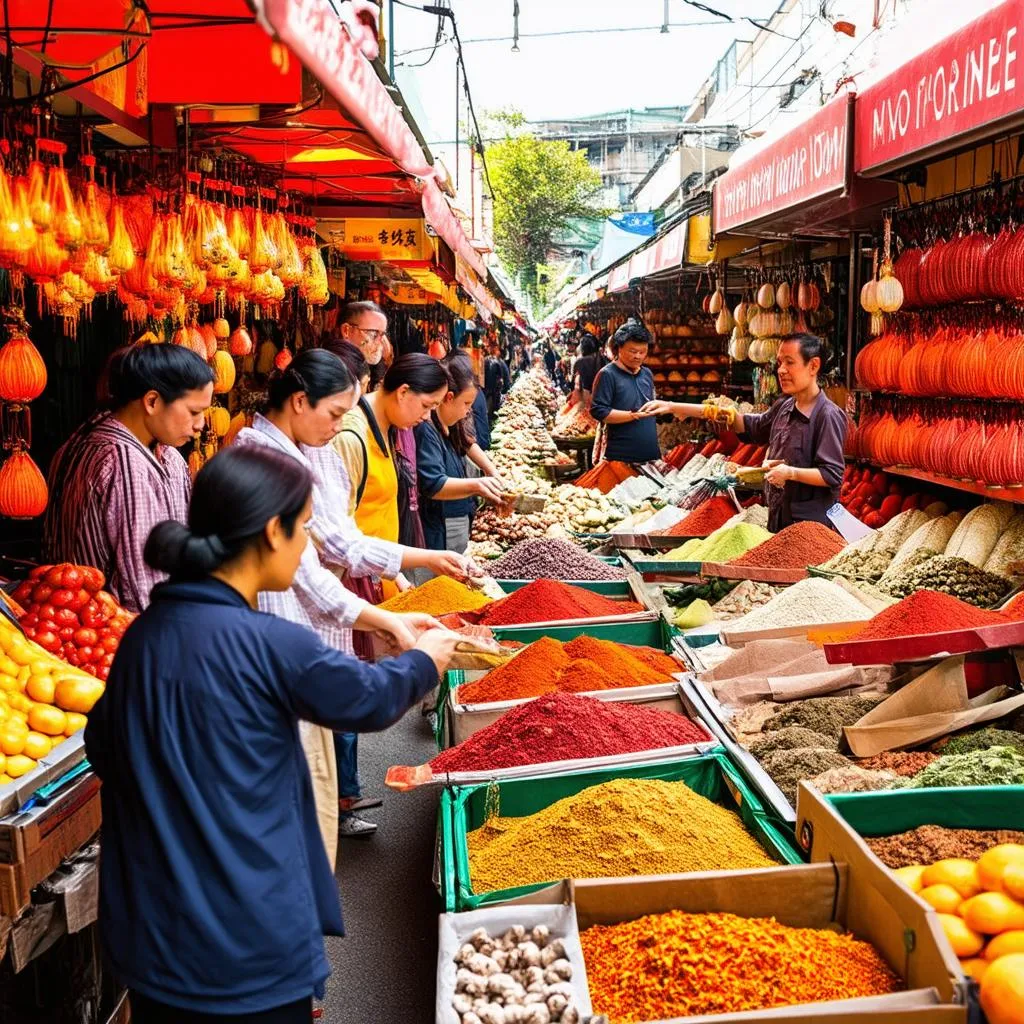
[
  {"x1": 64, "y1": 712, "x2": 88, "y2": 736},
  {"x1": 28, "y1": 704, "x2": 66, "y2": 737},
  {"x1": 4, "y1": 754, "x2": 36, "y2": 778},
  {"x1": 22, "y1": 731, "x2": 51, "y2": 760}
]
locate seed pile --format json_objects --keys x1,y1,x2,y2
[
  {"x1": 768, "y1": 694, "x2": 883, "y2": 741},
  {"x1": 849, "y1": 590, "x2": 1009, "y2": 643},
  {"x1": 858, "y1": 751, "x2": 938, "y2": 777},
  {"x1": 728, "y1": 578, "x2": 873, "y2": 633},
  {"x1": 430, "y1": 693, "x2": 709, "y2": 773},
  {"x1": 378, "y1": 575, "x2": 492, "y2": 615},
  {"x1": 909, "y1": 746, "x2": 1024, "y2": 788},
  {"x1": 809, "y1": 765, "x2": 909, "y2": 795},
  {"x1": 731, "y1": 520, "x2": 847, "y2": 568},
  {"x1": 866, "y1": 825, "x2": 1024, "y2": 869},
  {"x1": 580, "y1": 910, "x2": 901, "y2": 1023},
  {"x1": 456, "y1": 636, "x2": 679, "y2": 704},
  {"x1": 477, "y1": 579, "x2": 641, "y2": 626},
  {"x1": 759, "y1": 747, "x2": 852, "y2": 805},
  {"x1": 488, "y1": 538, "x2": 627, "y2": 581},
  {"x1": 466, "y1": 778, "x2": 777, "y2": 895}
]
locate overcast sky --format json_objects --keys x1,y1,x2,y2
[{"x1": 391, "y1": 0, "x2": 783, "y2": 146}]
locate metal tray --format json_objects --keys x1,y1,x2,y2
[{"x1": 824, "y1": 619, "x2": 1024, "y2": 666}]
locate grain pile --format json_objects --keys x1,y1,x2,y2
[{"x1": 728, "y1": 578, "x2": 873, "y2": 633}]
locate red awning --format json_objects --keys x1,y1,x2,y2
[{"x1": 856, "y1": 0, "x2": 1024, "y2": 176}]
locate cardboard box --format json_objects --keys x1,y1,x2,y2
[
  {"x1": 0, "y1": 773, "x2": 100, "y2": 864},
  {"x1": 570, "y1": 866, "x2": 967, "y2": 1023},
  {"x1": 0, "y1": 783, "x2": 101, "y2": 918},
  {"x1": 795, "y1": 784, "x2": 968, "y2": 1012}
]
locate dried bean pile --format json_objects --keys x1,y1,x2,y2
[
  {"x1": 488, "y1": 537, "x2": 627, "y2": 581},
  {"x1": 866, "y1": 825, "x2": 1024, "y2": 869}
]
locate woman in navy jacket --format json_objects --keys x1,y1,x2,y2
[{"x1": 84, "y1": 446, "x2": 458, "y2": 1023}]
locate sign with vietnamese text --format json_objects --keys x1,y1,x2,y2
[
  {"x1": 856, "y1": 0, "x2": 1024, "y2": 173},
  {"x1": 714, "y1": 97, "x2": 851, "y2": 233}
]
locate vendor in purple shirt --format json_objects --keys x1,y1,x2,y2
[{"x1": 639, "y1": 334, "x2": 847, "y2": 532}]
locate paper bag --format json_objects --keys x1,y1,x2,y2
[{"x1": 843, "y1": 655, "x2": 1024, "y2": 756}]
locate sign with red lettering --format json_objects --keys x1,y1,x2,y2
[
  {"x1": 254, "y1": 0, "x2": 434, "y2": 178},
  {"x1": 608, "y1": 262, "x2": 631, "y2": 294},
  {"x1": 857, "y1": 0, "x2": 1023, "y2": 173},
  {"x1": 628, "y1": 243, "x2": 656, "y2": 281},
  {"x1": 652, "y1": 221, "x2": 688, "y2": 274},
  {"x1": 714, "y1": 97, "x2": 851, "y2": 233}
]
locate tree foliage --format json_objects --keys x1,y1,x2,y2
[{"x1": 483, "y1": 108, "x2": 606, "y2": 297}]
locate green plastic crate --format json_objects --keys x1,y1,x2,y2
[
  {"x1": 439, "y1": 752, "x2": 803, "y2": 912},
  {"x1": 434, "y1": 617, "x2": 681, "y2": 749},
  {"x1": 827, "y1": 786, "x2": 1024, "y2": 836}
]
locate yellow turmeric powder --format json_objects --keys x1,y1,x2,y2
[
  {"x1": 581, "y1": 909, "x2": 901, "y2": 1022},
  {"x1": 466, "y1": 778, "x2": 776, "y2": 895},
  {"x1": 377, "y1": 575, "x2": 492, "y2": 616}
]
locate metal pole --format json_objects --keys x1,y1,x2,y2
[
  {"x1": 845, "y1": 231, "x2": 859, "y2": 390},
  {"x1": 388, "y1": 0, "x2": 396, "y2": 78},
  {"x1": 455, "y1": 61, "x2": 460, "y2": 192},
  {"x1": 661, "y1": 0, "x2": 669, "y2": 32}
]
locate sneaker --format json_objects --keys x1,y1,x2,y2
[
  {"x1": 339, "y1": 795, "x2": 383, "y2": 812},
  {"x1": 338, "y1": 815, "x2": 378, "y2": 838}
]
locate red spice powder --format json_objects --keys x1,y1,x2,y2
[
  {"x1": 849, "y1": 590, "x2": 1009, "y2": 642},
  {"x1": 476, "y1": 578, "x2": 642, "y2": 626},
  {"x1": 430, "y1": 692, "x2": 710, "y2": 773},
  {"x1": 730, "y1": 520, "x2": 847, "y2": 568},
  {"x1": 456, "y1": 635, "x2": 678, "y2": 704},
  {"x1": 663, "y1": 496, "x2": 737, "y2": 537},
  {"x1": 1003, "y1": 592, "x2": 1024, "y2": 619}
]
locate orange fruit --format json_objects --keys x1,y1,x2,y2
[
  {"x1": 63, "y1": 712, "x2": 88, "y2": 736},
  {"x1": 22, "y1": 731, "x2": 51, "y2": 760},
  {"x1": 0, "y1": 730, "x2": 25, "y2": 757},
  {"x1": 54, "y1": 676, "x2": 105, "y2": 714},
  {"x1": 26, "y1": 673, "x2": 55, "y2": 704},
  {"x1": 4, "y1": 754, "x2": 35, "y2": 778},
  {"x1": 28, "y1": 704, "x2": 67, "y2": 737}
]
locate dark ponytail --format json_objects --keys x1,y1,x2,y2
[
  {"x1": 381, "y1": 352, "x2": 448, "y2": 396},
  {"x1": 266, "y1": 348, "x2": 355, "y2": 411},
  {"x1": 145, "y1": 447, "x2": 313, "y2": 579},
  {"x1": 435, "y1": 351, "x2": 478, "y2": 455}
]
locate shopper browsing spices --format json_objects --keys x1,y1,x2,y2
[
  {"x1": 641, "y1": 334, "x2": 847, "y2": 531},
  {"x1": 43, "y1": 344, "x2": 214, "y2": 613},
  {"x1": 590, "y1": 319, "x2": 661, "y2": 464},
  {"x1": 85, "y1": 445, "x2": 459, "y2": 1023},
  {"x1": 414, "y1": 352, "x2": 506, "y2": 554}
]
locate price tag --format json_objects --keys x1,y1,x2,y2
[{"x1": 826, "y1": 502, "x2": 875, "y2": 543}]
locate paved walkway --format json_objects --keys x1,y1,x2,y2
[{"x1": 323, "y1": 708, "x2": 440, "y2": 1021}]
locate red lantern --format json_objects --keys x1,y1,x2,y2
[
  {"x1": 199, "y1": 323, "x2": 218, "y2": 359},
  {"x1": 0, "y1": 447, "x2": 48, "y2": 518},
  {"x1": 0, "y1": 335, "x2": 47, "y2": 404},
  {"x1": 228, "y1": 326, "x2": 253, "y2": 357},
  {"x1": 274, "y1": 348, "x2": 293, "y2": 370},
  {"x1": 427, "y1": 339, "x2": 446, "y2": 360}
]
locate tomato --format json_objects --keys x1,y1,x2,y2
[
  {"x1": 68, "y1": 589, "x2": 90, "y2": 612},
  {"x1": 28, "y1": 565, "x2": 48, "y2": 580},
  {"x1": 79, "y1": 567, "x2": 105, "y2": 593},
  {"x1": 20, "y1": 612, "x2": 38, "y2": 628},
  {"x1": 96, "y1": 665, "x2": 110, "y2": 681},
  {"x1": 45, "y1": 565, "x2": 69, "y2": 587},
  {"x1": 77, "y1": 645, "x2": 94, "y2": 663},
  {"x1": 12, "y1": 581, "x2": 34, "y2": 604},
  {"x1": 21, "y1": 626, "x2": 36, "y2": 640},
  {"x1": 61, "y1": 641, "x2": 77, "y2": 659},
  {"x1": 100, "y1": 634, "x2": 120, "y2": 654},
  {"x1": 50, "y1": 588, "x2": 75, "y2": 608},
  {"x1": 37, "y1": 604, "x2": 57, "y2": 623},
  {"x1": 79, "y1": 601, "x2": 105, "y2": 629},
  {"x1": 34, "y1": 630, "x2": 59, "y2": 653},
  {"x1": 59, "y1": 566, "x2": 83, "y2": 589},
  {"x1": 53, "y1": 607, "x2": 79, "y2": 628},
  {"x1": 101, "y1": 651, "x2": 115, "y2": 668},
  {"x1": 88, "y1": 646, "x2": 106, "y2": 663},
  {"x1": 65, "y1": 650, "x2": 81, "y2": 667},
  {"x1": 73, "y1": 628, "x2": 98, "y2": 647},
  {"x1": 58, "y1": 627, "x2": 75, "y2": 642},
  {"x1": 31, "y1": 583, "x2": 54, "y2": 603}
]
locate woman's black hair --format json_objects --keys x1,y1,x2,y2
[
  {"x1": 145, "y1": 446, "x2": 313, "y2": 579},
  {"x1": 785, "y1": 332, "x2": 828, "y2": 370},
  {"x1": 106, "y1": 344, "x2": 214, "y2": 410},
  {"x1": 579, "y1": 335, "x2": 597, "y2": 357},
  {"x1": 320, "y1": 339, "x2": 370, "y2": 384},
  {"x1": 610, "y1": 318, "x2": 652, "y2": 353},
  {"x1": 266, "y1": 348, "x2": 355, "y2": 411},
  {"x1": 381, "y1": 352, "x2": 448, "y2": 395},
  {"x1": 434, "y1": 351, "x2": 478, "y2": 455}
]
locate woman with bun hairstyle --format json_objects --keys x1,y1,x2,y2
[
  {"x1": 639, "y1": 333, "x2": 847, "y2": 531},
  {"x1": 85, "y1": 445, "x2": 458, "y2": 1023},
  {"x1": 232, "y1": 348, "x2": 460, "y2": 841}
]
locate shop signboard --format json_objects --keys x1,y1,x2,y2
[
  {"x1": 607, "y1": 262, "x2": 631, "y2": 294},
  {"x1": 857, "y1": 0, "x2": 1024, "y2": 174},
  {"x1": 651, "y1": 220, "x2": 687, "y2": 274},
  {"x1": 253, "y1": 0, "x2": 434, "y2": 178},
  {"x1": 714, "y1": 96, "x2": 851, "y2": 234},
  {"x1": 627, "y1": 242, "x2": 656, "y2": 281},
  {"x1": 325, "y1": 218, "x2": 433, "y2": 262}
]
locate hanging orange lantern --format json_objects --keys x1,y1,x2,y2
[
  {"x1": 213, "y1": 317, "x2": 230, "y2": 340},
  {"x1": 199, "y1": 323, "x2": 218, "y2": 359},
  {"x1": 0, "y1": 334, "x2": 47, "y2": 404},
  {"x1": 274, "y1": 348, "x2": 293, "y2": 370},
  {"x1": 0, "y1": 447, "x2": 48, "y2": 518},
  {"x1": 228, "y1": 326, "x2": 252, "y2": 357}
]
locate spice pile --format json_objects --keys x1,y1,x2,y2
[
  {"x1": 448, "y1": 925, "x2": 582, "y2": 1024},
  {"x1": 940, "y1": 728, "x2": 1024, "y2": 756},
  {"x1": 848, "y1": 589, "x2": 1010, "y2": 643},
  {"x1": 378, "y1": 576, "x2": 492, "y2": 616},
  {"x1": 430, "y1": 693, "x2": 709, "y2": 773},
  {"x1": 575, "y1": 460, "x2": 637, "y2": 492},
  {"x1": 760, "y1": 748, "x2": 852, "y2": 804},
  {"x1": 580, "y1": 910, "x2": 900, "y2": 1022},
  {"x1": 727, "y1": 578, "x2": 873, "y2": 634},
  {"x1": 476, "y1": 579, "x2": 642, "y2": 626},
  {"x1": 859, "y1": 751, "x2": 939, "y2": 777},
  {"x1": 488, "y1": 538, "x2": 626, "y2": 581},
  {"x1": 660, "y1": 495, "x2": 736, "y2": 537},
  {"x1": 880, "y1": 555, "x2": 1012, "y2": 607},
  {"x1": 909, "y1": 746, "x2": 1024, "y2": 788},
  {"x1": 466, "y1": 778, "x2": 778, "y2": 895},
  {"x1": 730, "y1": 521, "x2": 847, "y2": 568},
  {"x1": 866, "y1": 826, "x2": 1024, "y2": 869},
  {"x1": 769, "y1": 694, "x2": 883, "y2": 740},
  {"x1": 809, "y1": 765, "x2": 909, "y2": 796},
  {"x1": 653, "y1": 523, "x2": 772, "y2": 564},
  {"x1": 456, "y1": 636, "x2": 680, "y2": 704},
  {"x1": 711, "y1": 579, "x2": 780, "y2": 620}
]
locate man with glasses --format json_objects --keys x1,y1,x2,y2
[{"x1": 339, "y1": 300, "x2": 389, "y2": 366}]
